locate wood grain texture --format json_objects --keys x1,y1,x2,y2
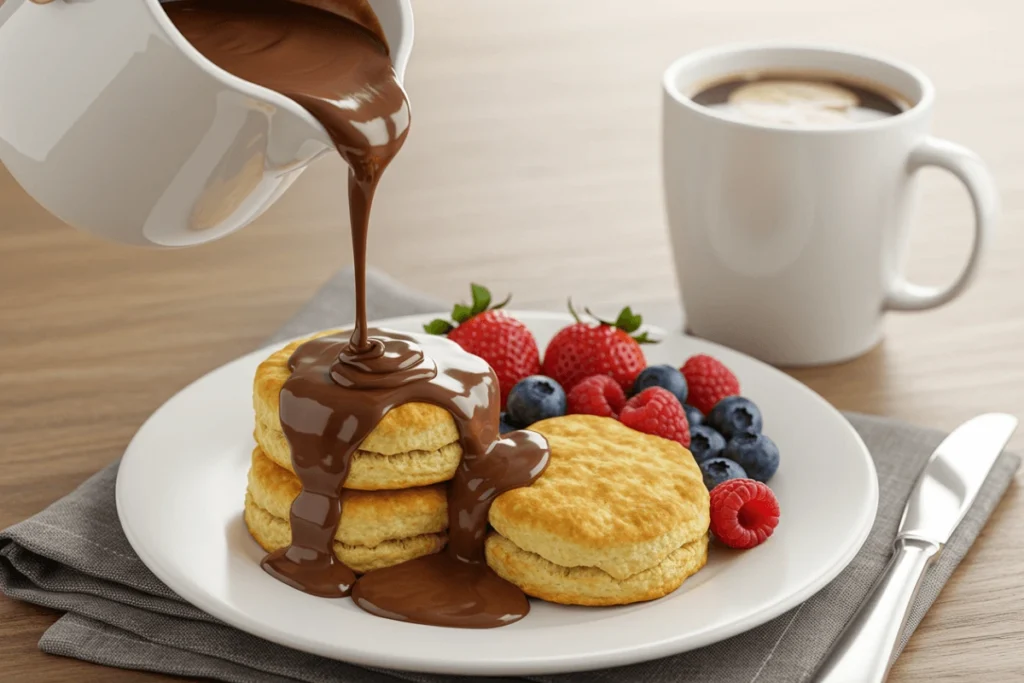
[{"x1": 1, "y1": 0, "x2": 1022, "y2": 680}]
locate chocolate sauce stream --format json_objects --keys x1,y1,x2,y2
[
  {"x1": 169, "y1": 0, "x2": 550, "y2": 628},
  {"x1": 165, "y1": 0, "x2": 409, "y2": 355},
  {"x1": 348, "y1": 178, "x2": 375, "y2": 353}
]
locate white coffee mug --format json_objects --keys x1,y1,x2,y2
[{"x1": 662, "y1": 44, "x2": 996, "y2": 366}]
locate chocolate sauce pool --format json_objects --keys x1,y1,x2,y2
[{"x1": 167, "y1": 0, "x2": 550, "y2": 628}]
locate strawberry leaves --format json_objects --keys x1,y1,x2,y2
[
  {"x1": 426, "y1": 287, "x2": 656, "y2": 344},
  {"x1": 423, "y1": 319, "x2": 455, "y2": 335},
  {"x1": 490, "y1": 292, "x2": 512, "y2": 311},
  {"x1": 471, "y1": 283, "x2": 491, "y2": 313},
  {"x1": 424, "y1": 283, "x2": 511, "y2": 335},
  {"x1": 632, "y1": 331, "x2": 656, "y2": 344},
  {"x1": 612, "y1": 306, "x2": 655, "y2": 343},
  {"x1": 452, "y1": 303, "x2": 474, "y2": 324},
  {"x1": 614, "y1": 306, "x2": 642, "y2": 334},
  {"x1": 568, "y1": 301, "x2": 658, "y2": 344}
]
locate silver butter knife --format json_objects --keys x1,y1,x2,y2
[{"x1": 817, "y1": 413, "x2": 1018, "y2": 683}]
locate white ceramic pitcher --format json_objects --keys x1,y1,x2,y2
[{"x1": 0, "y1": 0, "x2": 413, "y2": 247}]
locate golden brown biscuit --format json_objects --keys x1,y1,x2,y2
[
  {"x1": 244, "y1": 493, "x2": 446, "y2": 574},
  {"x1": 246, "y1": 448, "x2": 448, "y2": 547},
  {"x1": 253, "y1": 330, "x2": 462, "y2": 490},
  {"x1": 486, "y1": 532, "x2": 709, "y2": 606},
  {"x1": 489, "y1": 415, "x2": 710, "y2": 582}
]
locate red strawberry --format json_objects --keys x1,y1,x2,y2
[
  {"x1": 425, "y1": 284, "x2": 540, "y2": 408},
  {"x1": 709, "y1": 478, "x2": 780, "y2": 549},
  {"x1": 680, "y1": 354, "x2": 740, "y2": 415},
  {"x1": 541, "y1": 302, "x2": 654, "y2": 393},
  {"x1": 566, "y1": 375, "x2": 627, "y2": 418},
  {"x1": 619, "y1": 387, "x2": 691, "y2": 447}
]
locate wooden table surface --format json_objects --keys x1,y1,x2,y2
[{"x1": 2, "y1": 0, "x2": 1023, "y2": 680}]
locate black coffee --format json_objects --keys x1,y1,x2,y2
[{"x1": 691, "y1": 72, "x2": 907, "y2": 127}]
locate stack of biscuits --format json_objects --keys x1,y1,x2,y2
[
  {"x1": 244, "y1": 332, "x2": 711, "y2": 604},
  {"x1": 244, "y1": 332, "x2": 462, "y2": 573}
]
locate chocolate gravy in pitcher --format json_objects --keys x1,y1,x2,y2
[{"x1": 165, "y1": 0, "x2": 550, "y2": 628}]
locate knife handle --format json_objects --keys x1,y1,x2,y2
[{"x1": 817, "y1": 537, "x2": 941, "y2": 683}]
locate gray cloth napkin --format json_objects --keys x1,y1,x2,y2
[{"x1": 1, "y1": 267, "x2": 1019, "y2": 683}]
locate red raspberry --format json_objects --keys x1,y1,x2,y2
[
  {"x1": 619, "y1": 387, "x2": 691, "y2": 447},
  {"x1": 566, "y1": 375, "x2": 627, "y2": 418},
  {"x1": 709, "y1": 479, "x2": 780, "y2": 549},
  {"x1": 680, "y1": 354, "x2": 740, "y2": 415}
]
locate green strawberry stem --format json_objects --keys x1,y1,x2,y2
[
  {"x1": 567, "y1": 300, "x2": 657, "y2": 344},
  {"x1": 567, "y1": 297, "x2": 583, "y2": 324},
  {"x1": 424, "y1": 284, "x2": 511, "y2": 335}
]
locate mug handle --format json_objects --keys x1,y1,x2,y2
[{"x1": 884, "y1": 137, "x2": 998, "y2": 311}]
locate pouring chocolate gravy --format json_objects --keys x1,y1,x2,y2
[{"x1": 165, "y1": 0, "x2": 550, "y2": 628}]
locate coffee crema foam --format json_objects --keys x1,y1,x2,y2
[{"x1": 692, "y1": 73, "x2": 908, "y2": 127}]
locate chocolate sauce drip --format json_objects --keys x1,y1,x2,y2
[
  {"x1": 266, "y1": 330, "x2": 551, "y2": 625},
  {"x1": 169, "y1": 0, "x2": 551, "y2": 628},
  {"x1": 353, "y1": 430, "x2": 549, "y2": 628}
]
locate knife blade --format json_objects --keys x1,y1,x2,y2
[
  {"x1": 817, "y1": 413, "x2": 1017, "y2": 683},
  {"x1": 897, "y1": 412, "x2": 1018, "y2": 545}
]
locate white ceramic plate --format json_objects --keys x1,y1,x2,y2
[{"x1": 116, "y1": 312, "x2": 877, "y2": 676}]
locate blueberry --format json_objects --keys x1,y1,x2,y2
[
  {"x1": 683, "y1": 404, "x2": 704, "y2": 428},
  {"x1": 632, "y1": 365, "x2": 688, "y2": 404},
  {"x1": 707, "y1": 396, "x2": 763, "y2": 439},
  {"x1": 506, "y1": 375, "x2": 566, "y2": 427},
  {"x1": 700, "y1": 457, "x2": 747, "y2": 490},
  {"x1": 689, "y1": 425, "x2": 727, "y2": 464},
  {"x1": 723, "y1": 432, "x2": 779, "y2": 483},
  {"x1": 499, "y1": 412, "x2": 518, "y2": 434}
]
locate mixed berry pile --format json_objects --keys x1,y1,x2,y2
[{"x1": 427, "y1": 285, "x2": 782, "y2": 550}]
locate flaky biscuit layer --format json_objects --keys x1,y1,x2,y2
[
  {"x1": 246, "y1": 448, "x2": 448, "y2": 547},
  {"x1": 486, "y1": 532, "x2": 709, "y2": 606},
  {"x1": 244, "y1": 492, "x2": 446, "y2": 574},
  {"x1": 489, "y1": 415, "x2": 710, "y2": 580}
]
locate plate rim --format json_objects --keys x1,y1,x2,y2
[{"x1": 116, "y1": 310, "x2": 879, "y2": 675}]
